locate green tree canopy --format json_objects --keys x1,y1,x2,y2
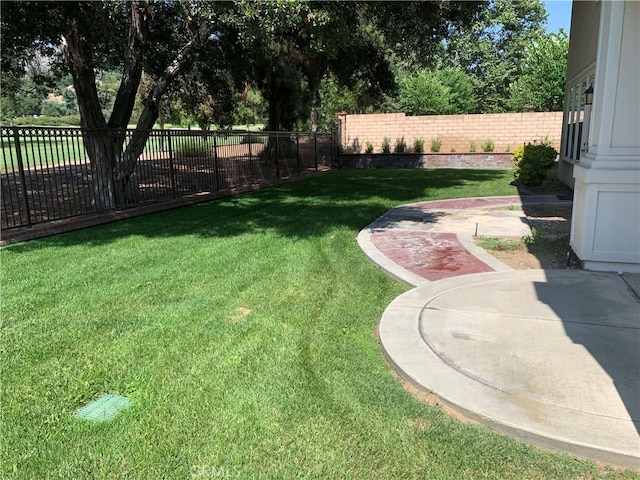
[
  {"x1": 227, "y1": 1, "x2": 485, "y2": 131},
  {"x1": 0, "y1": 0, "x2": 483, "y2": 206},
  {"x1": 442, "y1": 0, "x2": 548, "y2": 112},
  {"x1": 398, "y1": 67, "x2": 477, "y2": 115},
  {"x1": 507, "y1": 30, "x2": 569, "y2": 112},
  {"x1": 1, "y1": 0, "x2": 239, "y2": 207},
  {"x1": 399, "y1": 70, "x2": 451, "y2": 115}
]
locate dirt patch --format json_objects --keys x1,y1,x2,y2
[
  {"x1": 394, "y1": 371, "x2": 478, "y2": 425},
  {"x1": 475, "y1": 203, "x2": 581, "y2": 270},
  {"x1": 228, "y1": 306, "x2": 252, "y2": 323},
  {"x1": 473, "y1": 173, "x2": 582, "y2": 270}
]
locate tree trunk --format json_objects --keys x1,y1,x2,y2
[
  {"x1": 113, "y1": 106, "x2": 159, "y2": 207},
  {"x1": 112, "y1": 21, "x2": 215, "y2": 203},
  {"x1": 107, "y1": 3, "x2": 148, "y2": 129},
  {"x1": 261, "y1": 92, "x2": 281, "y2": 163},
  {"x1": 83, "y1": 130, "x2": 123, "y2": 210},
  {"x1": 267, "y1": 93, "x2": 281, "y2": 132},
  {"x1": 63, "y1": 6, "x2": 214, "y2": 209},
  {"x1": 62, "y1": 22, "x2": 118, "y2": 210}
]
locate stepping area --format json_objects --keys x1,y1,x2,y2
[{"x1": 358, "y1": 195, "x2": 640, "y2": 469}]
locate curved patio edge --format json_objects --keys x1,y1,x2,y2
[
  {"x1": 360, "y1": 197, "x2": 640, "y2": 470},
  {"x1": 378, "y1": 270, "x2": 640, "y2": 470}
]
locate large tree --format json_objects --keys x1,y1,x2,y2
[
  {"x1": 230, "y1": 1, "x2": 485, "y2": 132},
  {"x1": 1, "y1": 1, "x2": 235, "y2": 208},
  {"x1": 507, "y1": 30, "x2": 569, "y2": 112},
  {"x1": 228, "y1": 2, "x2": 389, "y2": 132},
  {"x1": 442, "y1": 0, "x2": 548, "y2": 113},
  {"x1": 1, "y1": 0, "x2": 482, "y2": 208},
  {"x1": 398, "y1": 67, "x2": 477, "y2": 115}
]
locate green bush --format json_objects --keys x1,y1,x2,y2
[
  {"x1": 413, "y1": 137, "x2": 424, "y2": 153},
  {"x1": 5, "y1": 115, "x2": 82, "y2": 127},
  {"x1": 512, "y1": 143, "x2": 558, "y2": 185},
  {"x1": 540, "y1": 135, "x2": 554, "y2": 147},
  {"x1": 365, "y1": 141, "x2": 374, "y2": 154},
  {"x1": 381, "y1": 137, "x2": 391, "y2": 153},
  {"x1": 394, "y1": 137, "x2": 407, "y2": 153},
  {"x1": 430, "y1": 137, "x2": 442, "y2": 153},
  {"x1": 481, "y1": 139, "x2": 495, "y2": 152},
  {"x1": 470, "y1": 142, "x2": 476, "y2": 153},
  {"x1": 175, "y1": 140, "x2": 212, "y2": 157},
  {"x1": 240, "y1": 134, "x2": 267, "y2": 144}
]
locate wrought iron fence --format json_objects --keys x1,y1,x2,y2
[{"x1": 1, "y1": 126, "x2": 336, "y2": 230}]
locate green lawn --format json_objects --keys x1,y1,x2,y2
[
  {"x1": 1, "y1": 129, "x2": 270, "y2": 172},
  {"x1": 1, "y1": 134, "x2": 167, "y2": 173},
  {"x1": 1, "y1": 169, "x2": 636, "y2": 479},
  {"x1": 1, "y1": 135, "x2": 87, "y2": 172}
]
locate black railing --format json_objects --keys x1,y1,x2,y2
[{"x1": 1, "y1": 126, "x2": 336, "y2": 230}]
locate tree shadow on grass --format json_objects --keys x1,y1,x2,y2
[{"x1": 4, "y1": 169, "x2": 515, "y2": 252}]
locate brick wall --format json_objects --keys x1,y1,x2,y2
[
  {"x1": 338, "y1": 153, "x2": 514, "y2": 169},
  {"x1": 337, "y1": 112, "x2": 563, "y2": 154}
]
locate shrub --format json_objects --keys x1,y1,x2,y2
[
  {"x1": 512, "y1": 143, "x2": 558, "y2": 185},
  {"x1": 450, "y1": 147, "x2": 456, "y2": 153},
  {"x1": 240, "y1": 134, "x2": 267, "y2": 144},
  {"x1": 394, "y1": 137, "x2": 407, "y2": 153},
  {"x1": 413, "y1": 137, "x2": 425, "y2": 153},
  {"x1": 506, "y1": 145, "x2": 511, "y2": 153},
  {"x1": 175, "y1": 140, "x2": 212, "y2": 157},
  {"x1": 430, "y1": 137, "x2": 442, "y2": 153},
  {"x1": 481, "y1": 139, "x2": 495, "y2": 152},
  {"x1": 365, "y1": 141, "x2": 374, "y2": 154},
  {"x1": 381, "y1": 137, "x2": 391, "y2": 153},
  {"x1": 6, "y1": 115, "x2": 82, "y2": 127},
  {"x1": 470, "y1": 142, "x2": 476, "y2": 153}
]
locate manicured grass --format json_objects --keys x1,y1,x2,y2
[
  {"x1": 1, "y1": 135, "x2": 87, "y2": 172},
  {"x1": 1, "y1": 128, "x2": 269, "y2": 172},
  {"x1": 1, "y1": 170, "x2": 635, "y2": 479},
  {"x1": 476, "y1": 236, "x2": 523, "y2": 251}
]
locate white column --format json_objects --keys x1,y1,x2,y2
[{"x1": 571, "y1": 0, "x2": 640, "y2": 272}]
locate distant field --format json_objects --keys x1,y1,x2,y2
[
  {"x1": 0, "y1": 127, "x2": 273, "y2": 173},
  {"x1": 1, "y1": 135, "x2": 87, "y2": 173}
]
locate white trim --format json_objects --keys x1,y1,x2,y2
[
  {"x1": 560, "y1": 72, "x2": 595, "y2": 164},
  {"x1": 565, "y1": 61, "x2": 597, "y2": 88},
  {"x1": 589, "y1": 1, "x2": 626, "y2": 157}
]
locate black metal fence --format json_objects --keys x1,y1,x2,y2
[{"x1": 1, "y1": 126, "x2": 336, "y2": 230}]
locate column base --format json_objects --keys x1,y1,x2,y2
[{"x1": 570, "y1": 162, "x2": 640, "y2": 273}]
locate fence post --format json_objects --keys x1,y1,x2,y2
[
  {"x1": 275, "y1": 132, "x2": 280, "y2": 180},
  {"x1": 111, "y1": 129, "x2": 124, "y2": 210},
  {"x1": 331, "y1": 127, "x2": 336, "y2": 168},
  {"x1": 12, "y1": 126, "x2": 32, "y2": 227},
  {"x1": 167, "y1": 131, "x2": 177, "y2": 198},
  {"x1": 248, "y1": 131, "x2": 253, "y2": 181},
  {"x1": 296, "y1": 133, "x2": 301, "y2": 175},
  {"x1": 334, "y1": 125, "x2": 339, "y2": 168},
  {"x1": 314, "y1": 132, "x2": 318, "y2": 172},
  {"x1": 213, "y1": 132, "x2": 220, "y2": 191}
]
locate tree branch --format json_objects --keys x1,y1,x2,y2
[
  {"x1": 108, "y1": 2, "x2": 149, "y2": 128},
  {"x1": 62, "y1": 21, "x2": 107, "y2": 130},
  {"x1": 118, "y1": 22, "x2": 215, "y2": 180}
]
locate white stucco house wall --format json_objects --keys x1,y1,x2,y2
[{"x1": 558, "y1": 1, "x2": 640, "y2": 272}]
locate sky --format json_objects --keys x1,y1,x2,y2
[{"x1": 543, "y1": 0, "x2": 573, "y2": 34}]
